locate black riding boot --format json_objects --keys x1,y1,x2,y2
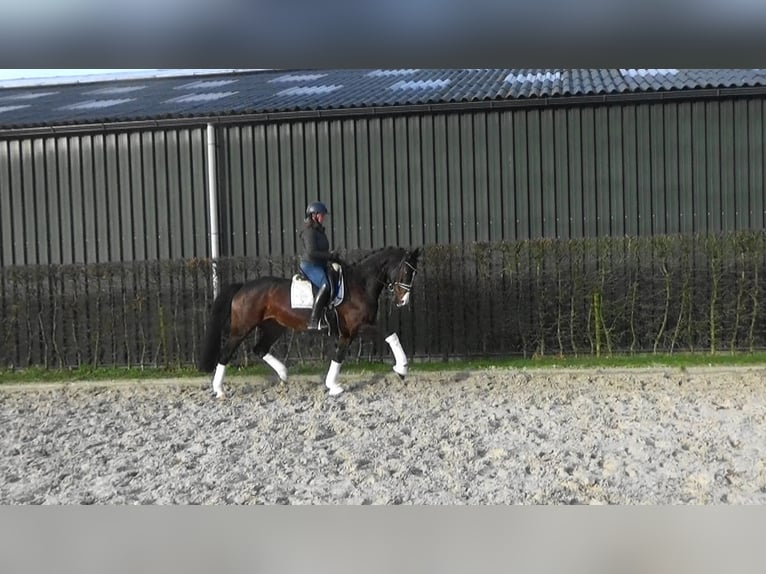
[{"x1": 307, "y1": 283, "x2": 331, "y2": 330}]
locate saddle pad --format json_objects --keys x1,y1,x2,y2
[
  {"x1": 290, "y1": 276, "x2": 314, "y2": 309},
  {"x1": 290, "y1": 266, "x2": 346, "y2": 309},
  {"x1": 330, "y1": 263, "x2": 345, "y2": 307}
]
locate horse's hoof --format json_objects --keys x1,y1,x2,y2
[
  {"x1": 327, "y1": 384, "x2": 344, "y2": 396},
  {"x1": 215, "y1": 391, "x2": 226, "y2": 400},
  {"x1": 393, "y1": 364, "x2": 408, "y2": 378}
]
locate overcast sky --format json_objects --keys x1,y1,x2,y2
[
  {"x1": 0, "y1": 69, "x2": 250, "y2": 88},
  {"x1": 0, "y1": 69, "x2": 164, "y2": 88},
  {"x1": 0, "y1": 69, "x2": 151, "y2": 80}
]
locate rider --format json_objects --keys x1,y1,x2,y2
[{"x1": 300, "y1": 201, "x2": 337, "y2": 330}]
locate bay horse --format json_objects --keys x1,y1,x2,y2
[{"x1": 198, "y1": 246, "x2": 421, "y2": 398}]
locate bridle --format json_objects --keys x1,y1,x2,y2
[{"x1": 387, "y1": 258, "x2": 418, "y2": 295}]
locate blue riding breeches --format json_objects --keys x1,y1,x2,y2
[{"x1": 300, "y1": 261, "x2": 330, "y2": 294}]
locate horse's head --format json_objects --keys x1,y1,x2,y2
[{"x1": 389, "y1": 247, "x2": 421, "y2": 307}]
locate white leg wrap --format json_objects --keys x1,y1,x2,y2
[
  {"x1": 212, "y1": 363, "x2": 226, "y2": 399},
  {"x1": 263, "y1": 353, "x2": 288, "y2": 383},
  {"x1": 325, "y1": 360, "x2": 344, "y2": 396},
  {"x1": 385, "y1": 332, "x2": 408, "y2": 376}
]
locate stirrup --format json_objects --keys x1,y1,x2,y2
[{"x1": 307, "y1": 316, "x2": 326, "y2": 331}]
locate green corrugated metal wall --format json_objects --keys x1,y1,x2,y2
[
  {"x1": 221, "y1": 98, "x2": 766, "y2": 260},
  {"x1": 0, "y1": 128, "x2": 209, "y2": 266},
  {"x1": 2, "y1": 97, "x2": 765, "y2": 267}
]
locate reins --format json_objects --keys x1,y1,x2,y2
[
  {"x1": 354, "y1": 248, "x2": 417, "y2": 298},
  {"x1": 387, "y1": 259, "x2": 417, "y2": 293}
]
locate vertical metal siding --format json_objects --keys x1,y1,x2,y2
[
  {"x1": 499, "y1": 113, "x2": 513, "y2": 242},
  {"x1": 367, "y1": 118, "x2": 386, "y2": 248},
  {"x1": 706, "y1": 101, "x2": 722, "y2": 233},
  {"x1": 317, "y1": 121, "x2": 334, "y2": 237},
  {"x1": 486, "y1": 113, "x2": 503, "y2": 242},
  {"x1": 650, "y1": 104, "x2": 666, "y2": 236},
  {"x1": 279, "y1": 123, "x2": 297, "y2": 256},
  {"x1": 190, "y1": 129, "x2": 208, "y2": 257},
  {"x1": 664, "y1": 104, "x2": 680, "y2": 235},
  {"x1": 223, "y1": 125, "x2": 241, "y2": 257},
  {"x1": 3, "y1": 97, "x2": 766, "y2": 269},
  {"x1": 21, "y1": 140, "x2": 36, "y2": 264},
  {"x1": 595, "y1": 107, "x2": 611, "y2": 237},
  {"x1": 553, "y1": 109, "x2": 570, "y2": 239},
  {"x1": 418, "y1": 116, "x2": 434, "y2": 246},
  {"x1": 691, "y1": 102, "x2": 708, "y2": 234},
  {"x1": 734, "y1": 100, "x2": 750, "y2": 230},
  {"x1": 433, "y1": 115, "x2": 450, "y2": 244},
  {"x1": 354, "y1": 119, "x2": 372, "y2": 250},
  {"x1": 473, "y1": 113, "x2": 489, "y2": 243},
  {"x1": 69, "y1": 136, "x2": 86, "y2": 263},
  {"x1": 512, "y1": 112, "x2": 529, "y2": 239},
  {"x1": 635, "y1": 105, "x2": 653, "y2": 236},
  {"x1": 42, "y1": 137, "x2": 57, "y2": 265},
  {"x1": 0, "y1": 140, "x2": 11, "y2": 265},
  {"x1": 152, "y1": 132, "x2": 171, "y2": 261},
  {"x1": 444, "y1": 114, "x2": 460, "y2": 243},
  {"x1": 238, "y1": 125, "x2": 257, "y2": 257},
  {"x1": 580, "y1": 107, "x2": 598, "y2": 237},
  {"x1": 748, "y1": 101, "x2": 764, "y2": 231},
  {"x1": 459, "y1": 114, "x2": 476, "y2": 243},
  {"x1": 342, "y1": 119, "x2": 359, "y2": 250},
  {"x1": 7, "y1": 139, "x2": 21, "y2": 264},
  {"x1": 126, "y1": 131, "x2": 143, "y2": 262},
  {"x1": 0, "y1": 127, "x2": 208, "y2": 267},
  {"x1": 290, "y1": 122, "x2": 308, "y2": 248},
  {"x1": 407, "y1": 116, "x2": 425, "y2": 247},
  {"x1": 540, "y1": 109, "x2": 557, "y2": 238},
  {"x1": 139, "y1": 132, "x2": 157, "y2": 260},
  {"x1": 566, "y1": 109, "x2": 584, "y2": 238},
  {"x1": 608, "y1": 106, "x2": 625, "y2": 237},
  {"x1": 385, "y1": 116, "x2": 402, "y2": 245},
  {"x1": 92, "y1": 134, "x2": 110, "y2": 261},
  {"x1": 719, "y1": 101, "x2": 736, "y2": 232},
  {"x1": 527, "y1": 110, "x2": 545, "y2": 239},
  {"x1": 621, "y1": 107, "x2": 639, "y2": 236},
  {"x1": 394, "y1": 116, "x2": 411, "y2": 246},
  {"x1": 677, "y1": 104, "x2": 694, "y2": 235},
  {"x1": 266, "y1": 123, "x2": 284, "y2": 255}
]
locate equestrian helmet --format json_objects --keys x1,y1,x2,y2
[{"x1": 306, "y1": 201, "x2": 328, "y2": 217}]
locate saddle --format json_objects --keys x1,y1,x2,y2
[{"x1": 290, "y1": 262, "x2": 345, "y2": 310}]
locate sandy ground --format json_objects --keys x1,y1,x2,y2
[{"x1": 1, "y1": 365, "x2": 766, "y2": 504}]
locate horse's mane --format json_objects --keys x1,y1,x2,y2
[
  {"x1": 351, "y1": 246, "x2": 406, "y2": 270},
  {"x1": 335, "y1": 247, "x2": 406, "y2": 287},
  {"x1": 355, "y1": 246, "x2": 393, "y2": 263}
]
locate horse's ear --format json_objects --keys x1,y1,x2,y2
[{"x1": 411, "y1": 247, "x2": 422, "y2": 261}]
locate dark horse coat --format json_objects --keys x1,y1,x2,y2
[{"x1": 199, "y1": 246, "x2": 421, "y2": 397}]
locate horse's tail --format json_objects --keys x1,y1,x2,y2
[{"x1": 198, "y1": 283, "x2": 243, "y2": 372}]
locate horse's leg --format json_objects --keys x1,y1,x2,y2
[
  {"x1": 199, "y1": 283, "x2": 245, "y2": 398},
  {"x1": 385, "y1": 332, "x2": 409, "y2": 378},
  {"x1": 252, "y1": 320, "x2": 288, "y2": 383},
  {"x1": 212, "y1": 331, "x2": 250, "y2": 399},
  {"x1": 324, "y1": 336, "x2": 350, "y2": 396},
  {"x1": 212, "y1": 363, "x2": 227, "y2": 399}
]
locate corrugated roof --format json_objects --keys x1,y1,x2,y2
[{"x1": 1, "y1": 68, "x2": 765, "y2": 130}]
